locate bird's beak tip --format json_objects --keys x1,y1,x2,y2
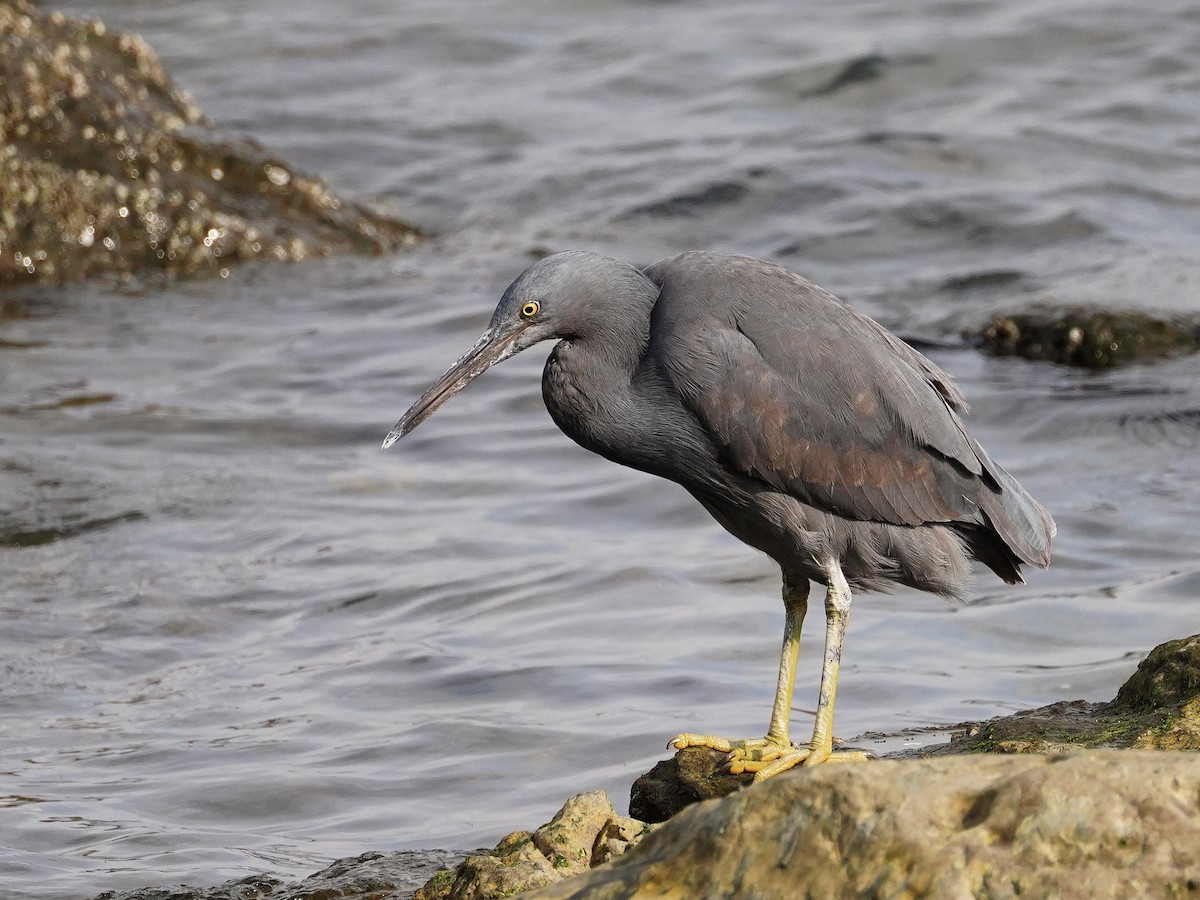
[{"x1": 381, "y1": 429, "x2": 402, "y2": 450}]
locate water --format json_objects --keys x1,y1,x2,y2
[{"x1": 3, "y1": 0, "x2": 1199, "y2": 896}]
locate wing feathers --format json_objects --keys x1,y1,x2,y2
[{"x1": 646, "y1": 251, "x2": 1054, "y2": 569}]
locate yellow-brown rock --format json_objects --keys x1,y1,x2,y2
[{"x1": 532, "y1": 751, "x2": 1200, "y2": 899}]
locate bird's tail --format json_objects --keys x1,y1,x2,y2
[{"x1": 974, "y1": 447, "x2": 1056, "y2": 571}]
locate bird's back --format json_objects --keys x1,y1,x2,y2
[{"x1": 640, "y1": 251, "x2": 1054, "y2": 585}]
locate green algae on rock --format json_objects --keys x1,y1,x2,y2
[
  {"x1": 927, "y1": 633, "x2": 1200, "y2": 758},
  {"x1": 0, "y1": 0, "x2": 418, "y2": 287}
]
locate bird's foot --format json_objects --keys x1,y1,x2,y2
[{"x1": 669, "y1": 733, "x2": 870, "y2": 782}]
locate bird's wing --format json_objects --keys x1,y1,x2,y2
[{"x1": 648, "y1": 255, "x2": 992, "y2": 528}]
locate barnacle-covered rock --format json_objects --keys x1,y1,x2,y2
[
  {"x1": 975, "y1": 308, "x2": 1200, "y2": 367},
  {"x1": 0, "y1": 0, "x2": 417, "y2": 287}
]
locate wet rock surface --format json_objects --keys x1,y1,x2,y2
[
  {"x1": 974, "y1": 307, "x2": 1200, "y2": 367},
  {"x1": 0, "y1": 0, "x2": 417, "y2": 287}
]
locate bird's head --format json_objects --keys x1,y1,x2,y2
[{"x1": 382, "y1": 251, "x2": 653, "y2": 448}]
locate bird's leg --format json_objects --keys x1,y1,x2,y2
[
  {"x1": 763, "y1": 572, "x2": 808, "y2": 746},
  {"x1": 794, "y1": 562, "x2": 870, "y2": 770},
  {"x1": 669, "y1": 573, "x2": 811, "y2": 777},
  {"x1": 672, "y1": 565, "x2": 871, "y2": 781}
]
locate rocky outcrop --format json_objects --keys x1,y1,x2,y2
[
  {"x1": 627, "y1": 746, "x2": 753, "y2": 825},
  {"x1": 414, "y1": 791, "x2": 658, "y2": 900},
  {"x1": 530, "y1": 751, "x2": 1200, "y2": 899},
  {"x1": 0, "y1": 0, "x2": 417, "y2": 287},
  {"x1": 974, "y1": 308, "x2": 1200, "y2": 367}
]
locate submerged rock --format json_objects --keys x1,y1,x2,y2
[
  {"x1": 0, "y1": 0, "x2": 417, "y2": 287},
  {"x1": 628, "y1": 746, "x2": 751, "y2": 824},
  {"x1": 92, "y1": 849, "x2": 463, "y2": 900},
  {"x1": 974, "y1": 307, "x2": 1200, "y2": 367},
  {"x1": 532, "y1": 751, "x2": 1200, "y2": 899}
]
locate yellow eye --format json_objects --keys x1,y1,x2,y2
[{"x1": 520, "y1": 300, "x2": 540, "y2": 319}]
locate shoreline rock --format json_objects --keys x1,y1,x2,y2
[
  {"x1": 531, "y1": 750, "x2": 1200, "y2": 899},
  {"x1": 0, "y1": 0, "x2": 418, "y2": 288}
]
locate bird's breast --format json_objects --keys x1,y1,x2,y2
[
  {"x1": 542, "y1": 342, "x2": 724, "y2": 489},
  {"x1": 542, "y1": 344, "x2": 607, "y2": 448}
]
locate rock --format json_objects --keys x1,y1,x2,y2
[
  {"x1": 1113, "y1": 633, "x2": 1200, "y2": 712},
  {"x1": 592, "y1": 816, "x2": 652, "y2": 866},
  {"x1": 93, "y1": 849, "x2": 463, "y2": 900},
  {"x1": 533, "y1": 790, "x2": 619, "y2": 876},
  {"x1": 530, "y1": 751, "x2": 1200, "y2": 899},
  {"x1": 0, "y1": 0, "x2": 418, "y2": 287},
  {"x1": 1114, "y1": 634, "x2": 1200, "y2": 752},
  {"x1": 628, "y1": 746, "x2": 751, "y2": 824},
  {"x1": 920, "y1": 633, "x2": 1200, "y2": 758},
  {"x1": 973, "y1": 308, "x2": 1200, "y2": 367},
  {"x1": 414, "y1": 793, "x2": 658, "y2": 899},
  {"x1": 415, "y1": 833, "x2": 561, "y2": 900}
]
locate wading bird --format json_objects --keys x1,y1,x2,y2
[{"x1": 384, "y1": 251, "x2": 1054, "y2": 780}]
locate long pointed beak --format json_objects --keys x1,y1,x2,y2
[{"x1": 382, "y1": 323, "x2": 526, "y2": 449}]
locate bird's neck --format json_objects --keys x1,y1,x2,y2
[
  {"x1": 546, "y1": 310, "x2": 651, "y2": 414},
  {"x1": 570, "y1": 268, "x2": 657, "y2": 368},
  {"x1": 542, "y1": 295, "x2": 656, "y2": 458}
]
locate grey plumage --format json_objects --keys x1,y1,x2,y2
[{"x1": 385, "y1": 249, "x2": 1055, "y2": 778}]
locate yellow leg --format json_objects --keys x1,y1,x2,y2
[
  {"x1": 800, "y1": 561, "x2": 864, "y2": 767},
  {"x1": 671, "y1": 565, "x2": 869, "y2": 782},
  {"x1": 672, "y1": 573, "x2": 808, "y2": 769}
]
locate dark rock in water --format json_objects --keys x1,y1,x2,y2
[
  {"x1": 975, "y1": 307, "x2": 1200, "y2": 367},
  {"x1": 628, "y1": 746, "x2": 751, "y2": 824},
  {"x1": 92, "y1": 850, "x2": 462, "y2": 900},
  {"x1": 0, "y1": 0, "x2": 418, "y2": 288}
]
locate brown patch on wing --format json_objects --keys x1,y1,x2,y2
[{"x1": 684, "y1": 327, "x2": 974, "y2": 528}]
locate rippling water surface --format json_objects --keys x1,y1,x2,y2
[{"x1": 4, "y1": 1, "x2": 1200, "y2": 896}]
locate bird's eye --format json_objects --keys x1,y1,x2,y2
[{"x1": 520, "y1": 301, "x2": 540, "y2": 319}]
